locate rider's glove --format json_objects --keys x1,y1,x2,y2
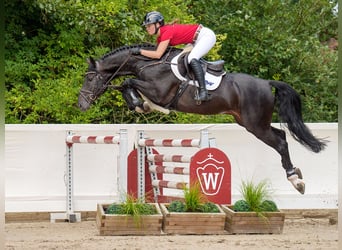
[{"x1": 131, "y1": 48, "x2": 141, "y2": 55}]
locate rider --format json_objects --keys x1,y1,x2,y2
[{"x1": 131, "y1": 11, "x2": 216, "y2": 102}]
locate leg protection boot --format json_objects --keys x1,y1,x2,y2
[{"x1": 123, "y1": 88, "x2": 143, "y2": 110}]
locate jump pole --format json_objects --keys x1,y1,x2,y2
[
  {"x1": 136, "y1": 129, "x2": 212, "y2": 202},
  {"x1": 50, "y1": 129, "x2": 128, "y2": 223}
]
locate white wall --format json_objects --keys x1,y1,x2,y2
[{"x1": 5, "y1": 123, "x2": 338, "y2": 212}]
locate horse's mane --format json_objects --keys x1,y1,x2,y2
[
  {"x1": 101, "y1": 44, "x2": 155, "y2": 60},
  {"x1": 101, "y1": 43, "x2": 180, "y2": 60}
]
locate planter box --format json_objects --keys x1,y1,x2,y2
[
  {"x1": 160, "y1": 203, "x2": 226, "y2": 235},
  {"x1": 96, "y1": 203, "x2": 163, "y2": 236},
  {"x1": 221, "y1": 205, "x2": 285, "y2": 234}
]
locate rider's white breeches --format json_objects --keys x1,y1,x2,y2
[{"x1": 188, "y1": 27, "x2": 216, "y2": 63}]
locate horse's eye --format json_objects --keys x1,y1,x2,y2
[{"x1": 87, "y1": 74, "x2": 95, "y2": 80}]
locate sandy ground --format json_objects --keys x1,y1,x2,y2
[{"x1": 5, "y1": 217, "x2": 338, "y2": 250}]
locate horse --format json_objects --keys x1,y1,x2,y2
[{"x1": 78, "y1": 43, "x2": 326, "y2": 194}]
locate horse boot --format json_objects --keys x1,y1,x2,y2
[
  {"x1": 190, "y1": 59, "x2": 211, "y2": 102},
  {"x1": 123, "y1": 88, "x2": 143, "y2": 110}
]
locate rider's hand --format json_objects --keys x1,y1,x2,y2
[{"x1": 131, "y1": 48, "x2": 141, "y2": 55}]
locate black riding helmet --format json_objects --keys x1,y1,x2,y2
[{"x1": 142, "y1": 11, "x2": 164, "y2": 26}]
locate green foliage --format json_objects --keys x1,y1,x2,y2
[
  {"x1": 168, "y1": 182, "x2": 219, "y2": 213},
  {"x1": 105, "y1": 194, "x2": 157, "y2": 227},
  {"x1": 199, "y1": 202, "x2": 220, "y2": 213},
  {"x1": 260, "y1": 200, "x2": 278, "y2": 212},
  {"x1": 189, "y1": 0, "x2": 338, "y2": 122},
  {"x1": 235, "y1": 179, "x2": 279, "y2": 213},
  {"x1": 5, "y1": 0, "x2": 337, "y2": 124},
  {"x1": 106, "y1": 203, "x2": 123, "y2": 214},
  {"x1": 168, "y1": 199, "x2": 219, "y2": 213},
  {"x1": 233, "y1": 199, "x2": 250, "y2": 212},
  {"x1": 183, "y1": 182, "x2": 205, "y2": 212},
  {"x1": 106, "y1": 196, "x2": 157, "y2": 216},
  {"x1": 168, "y1": 200, "x2": 186, "y2": 212}
]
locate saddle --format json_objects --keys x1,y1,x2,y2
[
  {"x1": 185, "y1": 54, "x2": 225, "y2": 77},
  {"x1": 170, "y1": 47, "x2": 226, "y2": 90}
]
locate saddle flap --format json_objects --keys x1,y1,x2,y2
[
  {"x1": 171, "y1": 51, "x2": 226, "y2": 91},
  {"x1": 178, "y1": 52, "x2": 225, "y2": 78}
]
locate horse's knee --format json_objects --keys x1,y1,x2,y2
[{"x1": 122, "y1": 78, "x2": 134, "y2": 88}]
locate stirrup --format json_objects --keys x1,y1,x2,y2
[{"x1": 194, "y1": 89, "x2": 211, "y2": 102}]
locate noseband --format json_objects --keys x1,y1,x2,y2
[{"x1": 79, "y1": 72, "x2": 105, "y2": 104}]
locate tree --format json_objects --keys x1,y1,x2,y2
[{"x1": 188, "y1": 0, "x2": 338, "y2": 122}]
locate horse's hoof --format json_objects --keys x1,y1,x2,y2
[
  {"x1": 294, "y1": 167, "x2": 303, "y2": 179},
  {"x1": 135, "y1": 106, "x2": 145, "y2": 113},
  {"x1": 288, "y1": 174, "x2": 305, "y2": 195},
  {"x1": 143, "y1": 101, "x2": 152, "y2": 113},
  {"x1": 296, "y1": 181, "x2": 305, "y2": 194}
]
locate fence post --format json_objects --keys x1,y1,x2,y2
[
  {"x1": 118, "y1": 129, "x2": 128, "y2": 201},
  {"x1": 137, "y1": 130, "x2": 145, "y2": 201}
]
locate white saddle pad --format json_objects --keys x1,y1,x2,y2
[{"x1": 171, "y1": 54, "x2": 225, "y2": 91}]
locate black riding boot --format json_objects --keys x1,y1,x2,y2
[{"x1": 190, "y1": 59, "x2": 210, "y2": 101}]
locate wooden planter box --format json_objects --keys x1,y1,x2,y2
[
  {"x1": 96, "y1": 203, "x2": 163, "y2": 236},
  {"x1": 221, "y1": 205, "x2": 285, "y2": 234},
  {"x1": 160, "y1": 203, "x2": 226, "y2": 235}
]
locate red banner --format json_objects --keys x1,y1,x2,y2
[{"x1": 190, "y1": 148, "x2": 231, "y2": 204}]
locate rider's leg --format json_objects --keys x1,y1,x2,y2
[
  {"x1": 188, "y1": 27, "x2": 216, "y2": 102},
  {"x1": 189, "y1": 59, "x2": 210, "y2": 101}
]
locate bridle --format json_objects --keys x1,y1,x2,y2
[{"x1": 80, "y1": 54, "x2": 132, "y2": 105}]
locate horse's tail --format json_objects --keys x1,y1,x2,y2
[{"x1": 270, "y1": 80, "x2": 326, "y2": 153}]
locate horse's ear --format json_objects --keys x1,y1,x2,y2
[
  {"x1": 87, "y1": 57, "x2": 96, "y2": 67},
  {"x1": 95, "y1": 61, "x2": 102, "y2": 71}
]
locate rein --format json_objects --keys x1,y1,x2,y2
[
  {"x1": 138, "y1": 48, "x2": 173, "y2": 73},
  {"x1": 104, "y1": 54, "x2": 131, "y2": 87}
]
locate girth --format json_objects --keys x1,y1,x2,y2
[{"x1": 163, "y1": 81, "x2": 189, "y2": 110}]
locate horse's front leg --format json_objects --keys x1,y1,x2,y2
[{"x1": 121, "y1": 78, "x2": 153, "y2": 113}]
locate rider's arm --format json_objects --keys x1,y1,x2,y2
[{"x1": 140, "y1": 40, "x2": 170, "y2": 59}]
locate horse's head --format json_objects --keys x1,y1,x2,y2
[
  {"x1": 78, "y1": 44, "x2": 174, "y2": 111},
  {"x1": 78, "y1": 57, "x2": 112, "y2": 111}
]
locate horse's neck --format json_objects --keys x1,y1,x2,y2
[
  {"x1": 100, "y1": 53, "x2": 130, "y2": 71},
  {"x1": 100, "y1": 47, "x2": 181, "y2": 74}
]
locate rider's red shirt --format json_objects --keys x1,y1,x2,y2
[{"x1": 157, "y1": 24, "x2": 200, "y2": 46}]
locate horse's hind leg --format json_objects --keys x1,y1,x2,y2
[{"x1": 247, "y1": 125, "x2": 305, "y2": 194}]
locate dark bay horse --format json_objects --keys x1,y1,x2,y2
[{"x1": 78, "y1": 44, "x2": 326, "y2": 194}]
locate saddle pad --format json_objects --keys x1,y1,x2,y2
[{"x1": 171, "y1": 54, "x2": 225, "y2": 91}]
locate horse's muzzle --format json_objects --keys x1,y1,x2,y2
[{"x1": 78, "y1": 94, "x2": 91, "y2": 111}]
